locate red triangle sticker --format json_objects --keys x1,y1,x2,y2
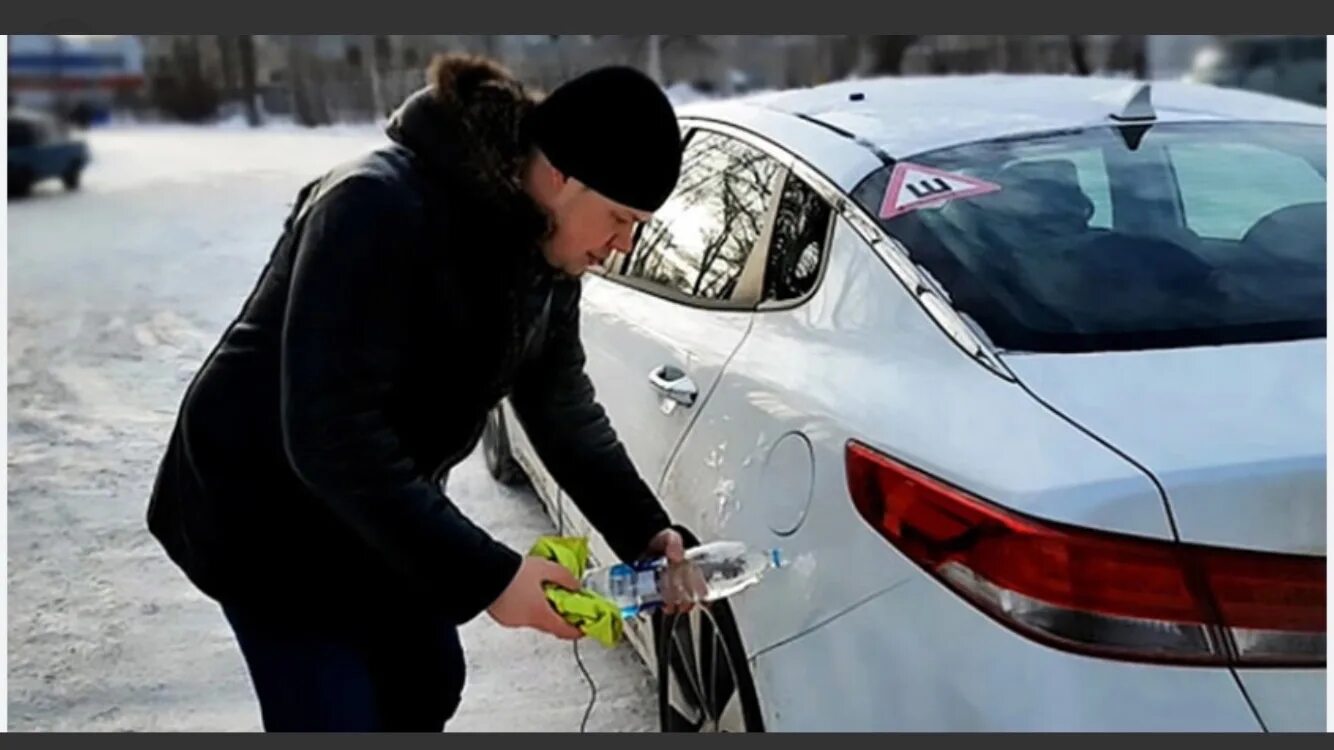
[{"x1": 878, "y1": 162, "x2": 1001, "y2": 220}]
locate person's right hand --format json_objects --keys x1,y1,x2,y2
[{"x1": 486, "y1": 556, "x2": 585, "y2": 641}]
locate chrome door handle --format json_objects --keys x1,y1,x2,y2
[{"x1": 648, "y1": 364, "x2": 698, "y2": 407}]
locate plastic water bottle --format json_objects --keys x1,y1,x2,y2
[{"x1": 581, "y1": 540, "x2": 784, "y2": 618}]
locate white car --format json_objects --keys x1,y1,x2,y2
[{"x1": 482, "y1": 75, "x2": 1327, "y2": 732}]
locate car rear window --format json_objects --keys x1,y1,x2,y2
[{"x1": 851, "y1": 122, "x2": 1326, "y2": 353}]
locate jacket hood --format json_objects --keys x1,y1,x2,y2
[{"x1": 386, "y1": 54, "x2": 550, "y2": 254}]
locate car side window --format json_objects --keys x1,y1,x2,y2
[
  {"x1": 762, "y1": 174, "x2": 832, "y2": 303},
  {"x1": 620, "y1": 131, "x2": 784, "y2": 304},
  {"x1": 9, "y1": 120, "x2": 38, "y2": 148}
]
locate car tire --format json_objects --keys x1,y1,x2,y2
[
  {"x1": 481, "y1": 406, "x2": 525, "y2": 487},
  {"x1": 9, "y1": 170, "x2": 34, "y2": 199},
  {"x1": 655, "y1": 600, "x2": 765, "y2": 733},
  {"x1": 62, "y1": 167, "x2": 82, "y2": 191}
]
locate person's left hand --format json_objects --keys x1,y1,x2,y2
[{"x1": 643, "y1": 528, "x2": 706, "y2": 616}]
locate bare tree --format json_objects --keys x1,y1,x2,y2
[
  {"x1": 238, "y1": 35, "x2": 262, "y2": 126},
  {"x1": 1130, "y1": 36, "x2": 1148, "y2": 80},
  {"x1": 1107, "y1": 35, "x2": 1149, "y2": 79},
  {"x1": 368, "y1": 35, "x2": 390, "y2": 119},
  {"x1": 693, "y1": 148, "x2": 772, "y2": 298},
  {"x1": 859, "y1": 35, "x2": 920, "y2": 76},
  {"x1": 817, "y1": 35, "x2": 862, "y2": 81},
  {"x1": 216, "y1": 36, "x2": 239, "y2": 100},
  {"x1": 149, "y1": 35, "x2": 220, "y2": 122},
  {"x1": 481, "y1": 35, "x2": 499, "y2": 59},
  {"x1": 1068, "y1": 35, "x2": 1092, "y2": 76},
  {"x1": 691, "y1": 181, "x2": 743, "y2": 296},
  {"x1": 646, "y1": 34, "x2": 663, "y2": 84},
  {"x1": 287, "y1": 36, "x2": 325, "y2": 127}
]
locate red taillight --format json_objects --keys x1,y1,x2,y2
[{"x1": 845, "y1": 440, "x2": 1326, "y2": 667}]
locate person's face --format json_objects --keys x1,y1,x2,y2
[{"x1": 540, "y1": 176, "x2": 652, "y2": 277}]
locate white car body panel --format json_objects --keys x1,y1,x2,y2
[
  {"x1": 658, "y1": 217, "x2": 1178, "y2": 662},
  {"x1": 1004, "y1": 341, "x2": 1327, "y2": 556},
  {"x1": 577, "y1": 273, "x2": 753, "y2": 496},
  {"x1": 1233, "y1": 670, "x2": 1328, "y2": 732},
  {"x1": 500, "y1": 399, "x2": 560, "y2": 520},
  {"x1": 747, "y1": 577, "x2": 1261, "y2": 731},
  {"x1": 674, "y1": 99, "x2": 883, "y2": 192}
]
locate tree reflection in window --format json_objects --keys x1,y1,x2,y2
[
  {"x1": 763, "y1": 176, "x2": 832, "y2": 303},
  {"x1": 626, "y1": 132, "x2": 782, "y2": 302}
]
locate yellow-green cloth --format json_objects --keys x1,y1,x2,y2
[{"x1": 528, "y1": 536, "x2": 625, "y2": 648}]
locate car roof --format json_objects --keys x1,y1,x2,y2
[{"x1": 677, "y1": 75, "x2": 1326, "y2": 192}]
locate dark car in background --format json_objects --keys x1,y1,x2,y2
[{"x1": 8, "y1": 109, "x2": 90, "y2": 198}]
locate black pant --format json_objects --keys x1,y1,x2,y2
[{"x1": 222, "y1": 602, "x2": 466, "y2": 732}]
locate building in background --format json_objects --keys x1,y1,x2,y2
[{"x1": 9, "y1": 35, "x2": 146, "y2": 123}]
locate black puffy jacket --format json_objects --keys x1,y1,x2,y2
[{"x1": 147, "y1": 56, "x2": 671, "y2": 624}]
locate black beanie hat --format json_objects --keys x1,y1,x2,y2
[{"x1": 527, "y1": 66, "x2": 682, "y2": 213}]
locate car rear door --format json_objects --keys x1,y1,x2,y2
[{"x1": 562, "y1": 128, "x2": 791, "y2": 566}]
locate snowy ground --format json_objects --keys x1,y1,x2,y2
[{"x1": 7, "y1": 125, "x2": 657, "y2": 732}]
